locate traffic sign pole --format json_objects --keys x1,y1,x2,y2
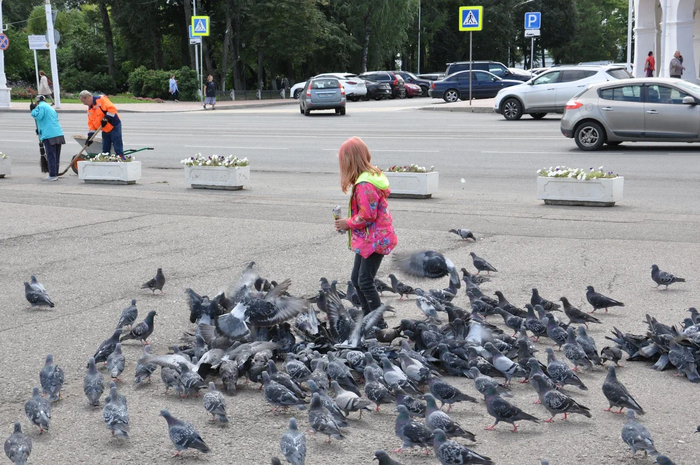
[
  {"x1": 0, "y1": 0, "x2": 10, "y2": 108},
  {"x1": 34, "y1": 50, "x2": 40, "y2": 90},
  {"x1": 530, "y1": 37, "x2": 534, "y2": 70},
  {"x1": 458, "y1": 6, "x2": 483, "y2": 107},
  {"x1": 524, "y1": 12, "x2": 541, "y2": 71},
  {"x1": 45, "y1": 0, "x2": 61, "y2": 109}
]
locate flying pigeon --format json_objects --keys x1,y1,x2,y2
[
  {"x1": 394, "y1": 251, "x2": 461, "y2": 289},
  {"x1": 432, "y1": 428, "x2": 494, "y2": 465},
  {"x1": 280, "y1": 417, "x2": 306, "y2": 465},
  {"x1": 586, "y1": 286, "x2": 624, "y2": 313},
  {"x1": 107, "y1": 343, "x2": 125, "y2": 381},
  {"x1": 483, "y1": 385, "x2": 539, "y2": 432},
  {"x1": 39, "y1": 354, "x2": 64, "y2": 402},
  {"x1": 141, "y1": 267, "x2": 166, "y2": 294},
  {"x1": 469, "y1": 252, "x2": 497, "y2": 275},
  {"x1": 24, "y1": 282, "x2": 54, "y2": 308},
  {"x1": 428, "y1": 377, "x2": 477, "y2": 412},
  {"x1": 203, "y1": 382, "x2": 228, "y2": 424},
  {"x1": 530, "y1": 373, "x2": 591, "y2": 422},
  {"x1": 4, "y1": 422, "x2": 32, "y2": 465},
  {"x1": 651, "y1": 265, "x2": 685, "y2": 290},
  {"x1": 116, "y1": 299, "x2": 138, "y2": 329},
  {"x1": 24, "y1": 387, "x2": 50, "y2": 433},
  {"x1": 545, "y1": 349, "x2": 588, "y2": 390},
  {"x1": 160, "y1": 409, "x2": 210, "y2": 456},
  {"x1": 394, "y1": 405, "x2": 433, "y2": 453},
  {"x1": 120, "y1": 310, "x2": 157, "y2": 345},
  {"x1": 84, "y1": 357, "x2": 105, "y2": 406},
  {"x1": 621, "y1": 410, "x2": 658, "y2": 457},
  {"x1": 388, "y1": 274, "x2": 415, "y2": 300},
  {"x1": 560, "y1": 297, "x2": 601, "y2": 327},
  {"x1": 424, "y1": 394, "x2": 476, "y2": 441},
  {"x1": 308, "y1": 392, "x2": 344, "y2": 442},
  {"x1": 92, "y1": 329, "x2": 122, "y2": 365},
  {"x1": 103, "y1": 384, "x2": 129, "y2": 438},
  {"x1": 449, "y1": 228, "x2": 475, "y2": 241},
  {"x1": 602, "y1": 365, "x2": 644, "y2": 415}
]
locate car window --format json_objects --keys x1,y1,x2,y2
[
  {"x1": 455, "y1": 73, "x2": 471, "y2": 81},
  {"x1": 377, "y1": 73, "x2": 390, "y2": 81},
  {"x1": 311, "y1": 79, "x2": 339, "y2": 89},
  {"x1": 560, "y1": 70, "x2": 597, "y2": 82},
  {"x1": 488, "y1": 64, "x2": 506, "y2": 77},
  {"x1": 599, "y1": 85, "x2": 641, "y2": 102},
  {"x1": 647, "y1": 85, "x2": 691, "y2": 104},
  {"x1": 606, "y1": 68, "x2": 633, "y2": 79},
  {"x1": 474, "y1": 71, "x2": 495, "y2": 82},
  {"x1": 533, "y1": 71, "x2": 560, "y2": 85}
]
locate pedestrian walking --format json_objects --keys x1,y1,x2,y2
[
  {"x1": 203, "y1": 75, "x2": 216, "y2": 110},
  {"x1": 169, "y1": 74, "x2": 179, "y2": 102},
  {"x1": 281, "y1": 75, "x2": 289, "y2": 99},
  {"x1": 78, "y1": 90, "x2": 124, "y2": 158},
  {"x1": 30, "y1": 96, "x2": 65, "y2": 181},
  {"x1": 644, "y1": 51, "x2": 655, "y2": 77},
  {"x1": 334, "y1": 137, "x2": 398, "y2": 317},
  {"x1": 275, "y1": 75, "x2": 281, "y2": 92},
  {"x1": 38, "y1": 71, "x2": 54, "y2": 105},
  {"x1": 670, "y1": 50, "x2": 685, "y2": 78}
]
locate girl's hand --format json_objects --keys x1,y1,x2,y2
[{"x1": 335, "y1": 218, "x2": 350, "y2": 231}]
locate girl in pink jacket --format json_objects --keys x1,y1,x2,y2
[{"x1": 334, "y1": 137, "x2": 398, "y2": 316}]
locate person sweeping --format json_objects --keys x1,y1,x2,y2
[
  {"x1": 334, "y1": 137, "x2": 398, "y2": 318},
  {"x1": 79, "y1": 90, "x2": 124, "y2": 158},
  {"x1": 30, "y1": 96, "x2": 65, "y2": 181}
]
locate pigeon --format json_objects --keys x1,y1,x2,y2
[
  {"x1": 24, "y1": 282, "x2": 54, "y2": 308},
  {"x1": 602, "y1": 365, "x2": 644, "y2": 415},
  {"x1": 374, "y1": 450, "x2": 404, "y2": 465},
  {"x1": 586, "y1": 286, "x2": 624, "y2": 312},
  {"x1": 576, "y1": 326, "x2": 602, "y2": 366},
  {"x1": 651, "y1": 264, "x2": 685, "y2": 290},
  {"x1": 179, "y1": 362, "x2": 207, "y2": 397},
  {"x1": 468, "y1": 367, "x2": 511, "y2": 397},
  {"x1": 416, "y1": 292, "x2": 443, "y2": 323},
  {"x1": 545, "y1": 349, "x2": 588, "y2": 390},
  {"x1": 284, "y1": 357, "x2": 312, "y2": 383},
  {"x1": 120, "y1": 310, "x2": 157, "y2": 344},
  {"x1": 160, "y1": 409, "x2": 210, "y2": 456},
  {"x1": 484, "y1": 342, "x2": 528, "y2": 385},
  {"x1": 4, "y1": 422, "x2": 32, "y2": 465},
  {"x1": 374, "y1": 278, "x2": 395, "y2": 296},
  {"x1": 107, "y1": 343, "x2": 125, "y2": 381},
  {"x1": 561, "y1": 297, "x2": 601, "y2": 327},
  {"x1": 307, "y1": 380, "x2": 348, "y2": 427},
  {"x1": 524, "y1": 305, "x2": 547, "y2": 341},
  {"x1": 668, "y1": 340, "x2": 700, "y2": 381},
  {"x1": 116, "y1": 299, "x2": 138, "y2": 329},
  {"x1": 92, "y1": 329, "x2": 122, "y2": 365},
  {"x1": 29, "y1": 275, "x2": 47, "y2": 295},
  {"x1": 280, "y1": 417, "x2": 306, "y2": 465},
  {"x1": 24, "y1": 387, "x2": 50, "y2": 433},
  {"x1": 308, "y1": 393, "x2": 344, "y2": 442},
  {"x1": 345, "y1": 281, "x2": 362, "y2": 307},
  {"x1": 388, "y1": 274, "x2": 415, "y2": 300},
  {"x1": 531, "y1": 289, "x2": 561, "y2": 312},
  {"x1": 364, "y1": 369, "x2": 394, "y2": 411},
  {"x1": 84, "y1": 357, "x2": 105, "y2": 406},
  {"x1": 381, "y1": 357, "x2": 420, "y2": 395},
  {"x1": 134, "y1": 345, "x2": 157, "y2": 385},
  {"x1": 483, "y1": 385, "x2": 539, "y2": 432},
  {"x1": 449, "y1": 228, "x2": 476, "y2": 241},
  {"x1": 601, "y1": 346, "x2": 623, "y2": 367},
  {"x1": 272, "y1": 458, "x2": 282, "y2": 465},
  {"x1": 654, "y1": 456, "x2": 677, "y2": 465},
  {"x1": 432, "y1": 428, "x2": 494, "y2": 465},
  {"x1": 469, "y1": 252, "x2": 497, "y2": 275},
  {"x1": 331, "y1": 381, "x2": 372, "y2": 418},
  {"x1": 526, "y1": 358, "x2": 557, "y2": 401},
  {"x1": 543, "y1": 317, "x2": 567, "y2": 350},
  {"x1": 262, "y1": 371, "x2": 307, "y2": 411},
  {"x1": 493, "y1": 307, "x2": 524, "y2": 336},
  {"x1": 428, "y1": 377, "x2": 477, "y2": 412},
  {"x1": 621, "y1": 410, "x2": 658, "y2": 457},
  {"x1": 562, "y1": 327, "x2": 592, "y2": 371},
  {"x1": 268, "y1": 361, "x2": 306, "y2": 400},
  {"x1": 141, "y1": 267, "x2": 166, "y2": 294},
  {"x1": 161, "y1": 366, "x2": 183, "y2": 395},
  {"x1": 394, "y1": 388, "x2": 426, "y2": 417},
  {"x1": 530, "y1": 373, "x2": 591, "y2": 422},
  {"x1": 424, "y1": 394, "x2": 476, "y2": 441},
  {"x1": 39, "y1": 354, "x2": 64, "y2": 402},
  {"x1": 395, "y1": 251, "x2": 461, "y2": 289},
  {"x1": 327, "y1": 353, "x2": 361, "y2": 395},
  {"x1": 103, "y1": 384, "x2": 129, "y2": 438},
  {"x1": 394, "y1": 405, "x2": 434, "y2": 453},
  {"x1": 203, "y1": 382, "x2": 228, "y2": 424}
]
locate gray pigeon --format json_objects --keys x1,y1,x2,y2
[
  {"x1": 484, "y1": 342, "x2": 528, "y2": 385},
  {"x1": 483, "y1": 385, "x2": 539, "y2": 432},
  {"x1": 141, "y1": 267, "x2": 166, "y2": 294},
  {"x1": 469, "y1": 252, "x2": 496, "y2": 274},
  {"x1": 107, "y1": 343, "x2": 125, "y2": 381},
  {"x1": 424, "y1": 394, "x2": 476, "y2": 441},
  {"x1": 381, "y1": 357, "x2": 420, "y2": 395},
  {"x1": 24, "y1": 387, "x2": 50, "y2": 433},
  {"x1": 161, "y1": 366, "x2": 183, "y2": 395},
  {"x1": 602, "y1": 365, "x2": 644, "y2": 415},
  {"x1": 308, "y1": 392, "x2": 344, "y2": 442},
  {"x1": 92, "y1": 329, "x2": 122, "y2": 365},
  {"x1": 601, "y1": 346, "x2": 623, "y2": 367},
  {"x1": 280, "y1": 417, "x2": 306, "y2": 465},
  {"x1": 272, "y1": 458, "x2": 282, "y2": 465},
  {"x1": 263, "y1": 371, "x2": 307, "y2": 411},
  {"x1": 654, "y1": 456, "x2": 677, "y2": 465},
  {"x1": 432, "y1": 428, "x2": 494, "y2": 465},
  {"x1": 29, "y1": 275, "x2": 47, "y2": 294},
  {"x1": 621, "y1": 410, "x2": 658, "y2": 457},
  {"x1": 530, "y1": 373, "x2": 591, "y2": 422},
  {"x1": 428, "y1": 377, "x2": 477, "y2": 412},
  {"x1": 268, "y1": 361, "x2": 306, "y2": 400},
  {"x1": 203, "y1": 382, "x2": 228, "y2": 424},
  {"x1": 561, "y1": 297, "x2": 601, "y2": 327},
  {"x1": 394, "y1": 387, "x2": 426, "y2": 417},
  {"x1": 416, "y1": 293, "x2": 443, "y2": 323},
  {"x1": 219, "y1": 360, "x2": 239, "y2": 395},
  {"x1": 364, "y1": 369, "x2": 394, "y2": 411},
  {"x1": 394, "y1": 251, "x2": 461, "y2": 289},
  {"x1": 586, "y1": 286, "x2": 625, "y2": 312},
  {"x1": 374, "y1": 450, "x2": 404, "y2": 465},
  {"x1": 331, "y1": 381, "x2": 372, "y2": 418},
  {"x1": 120, "y1": 310, "x2": 157, "y2": 344},
  {"x1": 576, "y1": 326, "x2": 602, "y2": 365},
  {"x1": 668, "y1": 340, "x2": 700, "y2": 381},
  {"x1": 562, "y1": 327, "x2": 592, "y2": 370},
  {"x1": 84, "y1": 357, "x2": 105, "y2": 406},
  {"x1": 102, "y1": 384, "x2": 129, "y2": 438},
  {"x1": 545, "y1": 348, "x2": 588, "y2": 390},
  {"x1": 133, "y1": 345, "x2": 157, "y2": 385},
  {"x1": 116, "y1": 299, "x2": 138, "y2": 329},
  {"x1": 394, "y1": 405, "x2": 433, "y2": 453},
  {"x1": 531, "y1": 289, "x2": 561, "y2": 312},
  {"x1": 388, "y1": 274, "x2": 415, "y2": 300},
  {"x1": 4, "y1": 422, "x2": 32, "y2": 465},
  {"x1": 468, "y1": 367, "x2": 511, "y2": 397},
  {"x1": 306, "y1": 380, "x2": 347, "y2": 426},
  {"x1": 160, "y1": 409, "x2": 210, "y2": 456},
  {"x1": 179, "y1": 362, "x2": 207, "y2": 398},
  {"x1": 24, "y1": 281, "x2": 54, "y2": 308},
  {"x1": 449, "y1": 228, "x2": 475, "y2": 241},
  {"x1": 525, "y1": 305, "x2": 548, "y2": 341},
  {"x1": 543, "y1": 317, "x2": 567, "y2": 350},
  {"x1": 39, "y1": 354, "x2": 64, "y2": 402},
  {"x1": 651, "y1": 264, "x2": 685, "y2": 290}
]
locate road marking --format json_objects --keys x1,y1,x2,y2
[
  {"x1": 0, "y1": 139, "x2": 32, "y2": 143},
  {"x1": 184, "y1": 145, "x2": 288, "y2": 150},
  {"x1": 321, "y1": 149, "x2": 440, "y2": 153},
  {"x1": 481, "y1": 150, "x2": 579, "y2": 154}
]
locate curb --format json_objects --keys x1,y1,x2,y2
[
  {"x1": 417, "y1": 105, "x2": 494, "y2": 114},
  {"x1": 0, "y1": 100, "x2": 297, "y2": 114}
]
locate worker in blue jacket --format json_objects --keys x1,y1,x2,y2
[{"x1": 30, "y1": 95, "x2": 65, "y2": 181}]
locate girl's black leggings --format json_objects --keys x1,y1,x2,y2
[{"x1": 351, "y1": 252, "x2": 384, "y2": 315}]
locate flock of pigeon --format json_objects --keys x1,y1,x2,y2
[{"x1": 8, "y1": 233, "x2": 694, "y2": 465}]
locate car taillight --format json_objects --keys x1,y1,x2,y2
[
  {"x1": 564, "y1": 99, "x2": 583, "y2": 110},
  {"x1": 346, "y1": 81, "x2": 357, "y2": 85},
  {"x1": 393, "y1": 78, "x2": 398, "y2": 85},
  {"x1": 306, "y1": 87, "x2": 311, "y2": 98},
  {"x1": 340, "y1": 85, "x2": 345, "y2": 96},
  {"x1": 431, "y1": 82, "x2": 435, "y2": 89}
]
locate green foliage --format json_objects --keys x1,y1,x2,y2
[
  {"x1": 4, "y1": 27, "x2": 35, "y2": 82},
  {"x1": 127, "y1": 66, "x2": 198, "y2": 100},
  {"x1": 11, "y1": 87, "x2": 38, "y2": 100},
  {"x1": 61, "y1": 69, "x2": 117, "y2": 94}
]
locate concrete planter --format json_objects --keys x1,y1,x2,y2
[
  {"x1": 385, "y1": 171, "x2": 439, "y2": 199},
  {"x1": 537, "y1": 176, "x2": 623, "y2": 207},
  {"x1": 78, "y1": 161, "x2": 141, "y2": 185},
  {"x1": 184, "y1": 165, "x2": 250, "y2": 190},
  {"x1": 0, "y1": 157, "x2": 10, "y2": 178}
]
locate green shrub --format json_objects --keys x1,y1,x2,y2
[
  {"x1": 61, "y1": 69, "x2": 117, "y2": 94},
  {"x1": 127, "y1": 66, "x2": 199, "y2": 100},
  {"x1": 11, "y1": 87, "x2": 37, "y2": 100},
  {"x1": 127, "y1": 66, "x2": 149, "y2": 98}
]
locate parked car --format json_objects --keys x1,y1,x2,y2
[
  {"x1": 291, "y1": 73, "x2": 367, "y2": 100},
  {"x1": 561, "y1": 78, "x2": 700, "y2": 151},
  {"x1": 299, "y1": 77, "x2": 346, "y2": 116},
  {"x1": 429, "y1": 70, "x2": 522, "y2": 102},
  {"x1": 359, "y1": 71, "x2": 405, "y2": 98},
  {"x1": 493, "y1": 65, "x2": 633, "y2": 120},
  {"x1": 394, "y1": 71, "x2": 432, "y2": 96},
  {"x1": 445, "y1": 61, "x2": 531, "y2": 82},
  {"x1": 362, "y1": 79, "x2": 393, "y2": 100},
  {"x1": 417, "y1": 73, "x2": 444, "y2": 81},
  {"x1": 404, "y1": 82, "x2": 423, "y2": 98}
]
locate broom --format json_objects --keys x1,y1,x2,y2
[
  {"x1": 32, "y1": 115, "x2": 49, "y2": 173},
  {"x1": 58, "y1": 128, "x2": 102, "y2": 177}
]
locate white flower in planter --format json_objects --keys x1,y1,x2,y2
[{"x1": 0, "y1": 152, "x2": 7, "y2": 159}]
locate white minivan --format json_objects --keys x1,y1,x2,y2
[{"x1": 493, "y1": 65, "x2": 632, "y2": 120}]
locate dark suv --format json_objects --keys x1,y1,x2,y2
[
  {"x1": 394, "y1": 71, "x2": 432, "y2": 96},
  {"x1": 359, "y1": 71, "x2": 406, "y2": 98},
  {"x1": 445, "y1": 61, "x2": 531, "y2": 82}
]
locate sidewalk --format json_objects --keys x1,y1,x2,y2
[
  {"x1": 418, "y1": 97, "x2": 496, "y2": 113},
  {"x1": 2, "y1": 98, "x2": 298, "y2": 114}
]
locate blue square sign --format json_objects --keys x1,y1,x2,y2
[
  {"x1": 525, "y1": 12, "x2": 541, "y2": 29},
  {"x1": 459, "y1": 6, "x2": 483, "y2": 32}
]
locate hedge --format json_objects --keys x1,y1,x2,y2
[
  {"x1": 128, "y1": 66, "x2": 199, "y2": 101},
  {"x1": 60, "y1": 69, "x2": 118, "y2": 95}
]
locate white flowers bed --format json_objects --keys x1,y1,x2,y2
[
  {"x1": 537, "y1": 166, "x2": 623, "y2": 207},
  {"x1": 181, "y1": 154, "x2": 250, "y2": 190},
  {"x1": 78, "y1": 153, "x2": 141, "y2": 185}
]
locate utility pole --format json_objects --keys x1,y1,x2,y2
[
  {"x1": 417, "y1": 0, "x2": 421, "y2": 75},
  {"x1": 0, "y1": 0, "x2": 10, "y2": 108},
  {"x1": 626, "y1": 0, "x2": 633, "y2": 73},
  {"x1": 45, "y1": 0, "x2": 61, "y2": 108}
]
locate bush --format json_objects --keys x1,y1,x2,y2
[
  {"x1": 127, "y1": 66, "x2": 149, "y2": 98},
  {"x1": 61, "y1": 69, "x2": 117, "y2": 94},
  {"x1": 11, "y1": 87, "x2": 37, "y2": 100},
  {"x1": 128, "y1": 66, "x2": 199, "y2": 101}
]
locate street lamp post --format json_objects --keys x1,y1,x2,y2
[
  {"x1": 0, "y1": 0, "x2": 10, "y2": 108},
  {"x1": 417, "y1": 0, "x2": 421, "y2": 75},
  {"x1": 45, "y1": 0, "x2": 61, "y2": 108},
  {"x1": 626, "y1": 0, "x2": 633, "y2": 73}
]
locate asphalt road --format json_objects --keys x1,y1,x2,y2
[{"x1": 1, "y1": 98, "x2": 699, "y2": 464}]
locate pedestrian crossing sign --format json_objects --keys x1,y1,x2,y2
[
  {"x1": 191, "y1": 16, "x2": 210, "y2": 36},
  {"x1": 459, "y1": 6, "x2": 483, "y2": 31}
]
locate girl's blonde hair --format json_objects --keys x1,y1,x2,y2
[{"x1": 339, "y1": 137, "x2": 381, "y2": 193}]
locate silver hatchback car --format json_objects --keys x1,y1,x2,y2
[
  {"x1": 299, "y1": 78, "x2": 346, "y2": 116},
  {"x1": 561, "y1": 78, "x2": 700, "y2": 150}
]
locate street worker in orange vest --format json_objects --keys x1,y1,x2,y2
[{"x1": 78, "y1": 90, "x2": 124, "y2": 158}]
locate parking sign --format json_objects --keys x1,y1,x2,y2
[{"x1": 524, "y1": 12, "x2": 541, "y2": 29}]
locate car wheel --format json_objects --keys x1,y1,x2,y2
[
  {"x1": 502, "y1": 98, "x2": 522, "y2": 120},
  {"x1": 304, "y1": 108, "x2": 310, "y2": 116},
  {"x1": 399, "y1": 90, "x2": 407, "y2": 99},
  {"x1": 420, "y1": 86, "x2": 429, "y2": 97},
  {"x1": 374, "y1": 96, "x2": 383, "y2": 101},
  {"x1": 294, "y1": 89, "x2": 302, "y2": 99},
  {"x1": 339, "y1": 107, "x2": 346, "y2": 116},
  {"x1": 574, "y1": 121, "x2": 606, "y2": 151},
  {"x1": 606, "y1": 141, "x2": 623, "y2": 146},
  {"x1": 443, "y1": 89, "x2": 460, "y2": 103},
  {"x1": 531, "y1": 113, "x2": 547, "y2": 119}
]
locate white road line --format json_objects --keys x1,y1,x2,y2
[
  {"x1": 481, "y1": 151, "x2": 579, "y2": 154},
  {"x1": 321, "y1": 149, "x2": 440, "y2": 152},
  {"x1": 184, "y1": 145, "x2": 288, "y2": 150},
  {"x1": 0, "y1": 139, "x2": 32, "y2": 143}
]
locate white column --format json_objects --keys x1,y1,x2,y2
[
  {"x1": 693, "y1": 17, "x2": 700, "y2": 81},
  {"x1": 0, "y1": 0, "x2": 11, "y2": 108},
  {"x1": 45, "y1": 0, "x2": 61, "y2": 108},
  {"x1": 634, "y1": 27, "x2": 658, "y2": 76},
  {"x1": 664, "y1": 19, "x2": 697, "y2": 81}
]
